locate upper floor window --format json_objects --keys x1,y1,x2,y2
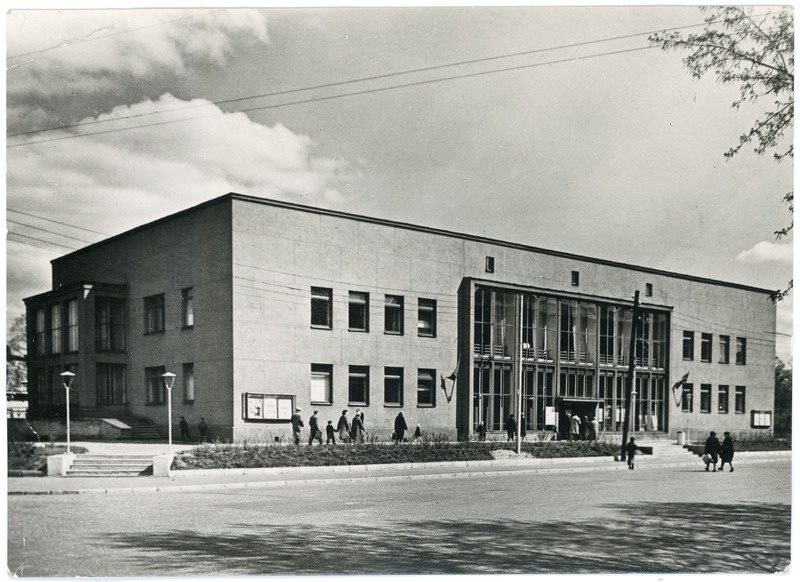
[
  {"x1": 682, "y1": 331, "x2": 694, "y2": 360},
  {"x1": 144, "y1": 294, "x2": 165, "y2": 334},
  {"x1": 700, "y1": 333, "x2": 712, "y2": 363},
  {"x1": 65, "y1": 299, "x2": 79, "y2": 353},
  {"x1": 700, "y1": 384, "x2": 712, "y2": 413},
  {"x1": 35, "y1": 308, "x2": 46, "y2": 356},
  {"x1": 50, "y1": 303, "x2": 62, "y2": 355},
  {"x1": 96, "y1": 297, "x2": 126, "y2": 352},
  {"x1": 384, "y1": 295, "x2": 404, "y2": 335},
  {"x1": 645, "y1": 283, "x2": 653, "y2": 297},
  {"x1": 571, "y1": 271, "x2": 580, "y2": 286},
  {"x1": 734, "y1": 385, "x2": 746, "y2": 413},
  {"x1": 311, "y1": 363, "x2": 333, "y2": 405},
  {"x1": 418, "y1": 298, "x2": 437, "y2": 337},
  {"x1": 485, "y1": 256, "x2": 495, "y2": 273},
  {"x1": 384, "y1": 367, "x2": 404, "y2": 406},
  {"x1": 183, "y1": 362, "x2": 195, "y2": 403},
  {"x1": 348, "y1": 365, "x2": 370, "y2": 406},
  {"x1": 719, "y1": 335, "x2": 730, "y2": 364},
  {"x1": 348, "y1": 291, "x2": 369, "y2": 332},
  {"x1": 417, "y1": 368, "x2": 436, "y2": 407},
  {"x1": 181, "y1": 288, "x2": 194, "y2": 328},
  {"x1": 311, "y1": 287, "x2": 332, "y2": 329},
  {"x1": 145, "y1": 366, "x2": 166, "y2": 404},
  {"x1": 735, "y1": 337, "x2": 747, "y2": 365}
]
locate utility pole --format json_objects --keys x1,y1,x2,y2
[
  {"x1": 516, "y1": 295, "x2": 524, "y2": 455},
  {"x1": 621, "y1": 290, "x2": 640, "y2": 462}
]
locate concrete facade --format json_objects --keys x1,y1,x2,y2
[{"x1": 25, "y1": 193, "x2": 776, "y2": 442}]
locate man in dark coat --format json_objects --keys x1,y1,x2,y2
[
  {"x1": 179, "y1": 416, "x2": 191, "y2": 442},
  {"x1": 290, "y1": 408, "x2": 304, "y2": 446},
  {"x1": 704, "y1": 431, "x2": 722, "y2": 472},
  {"x1": 337, "y1": 410, "x2": 351, "y2": 443},
  {"x1": 505, "y1": 414, "x2": 517, "y2": 442},
  {"x1": 308, "y1": 410, "x2": 323, "y2": 445},
  {"x1": 394, "y1": 411, "x2": 408, "y2": 443},
  {"x1": 625, "y1": 437, "x2": 639, "y2": 470},
  {"x1": 719, "y1": 431, "x2": 735, "y2": 472},
  {"x1": 351, "y1": 412, "x2": 365, "y2": 443}
]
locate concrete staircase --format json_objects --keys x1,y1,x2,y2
[
  {"x1": 119, "y1": 418, "x2": 163, "y2": 441},
  {"x1": 65, "y1": 454, "x2": 154, "y2": 477}
]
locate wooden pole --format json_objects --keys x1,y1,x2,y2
[{"x1": 621, "y1": 291, "x2": 640, "y2": 461}]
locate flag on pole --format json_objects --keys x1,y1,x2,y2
[{"x1": 672, "y1": 372, "x2": 689, "y2": 406}]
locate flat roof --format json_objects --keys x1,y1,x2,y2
[{"x1": 52, "y1": 192, "x2": 776, "y2": 296}]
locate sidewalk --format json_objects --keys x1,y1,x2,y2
[{"x1": 7, "y1": 442, "x2": 791, "y2": 495}]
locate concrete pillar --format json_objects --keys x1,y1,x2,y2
[
  {"x1": 46, "y1": 453, "x2": 75, "y2": 476},
  {"x1": 152, "y1": 454, "x2": 174, "y2": 477}
]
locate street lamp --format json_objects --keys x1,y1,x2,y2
[
  {"x1": 59, "y1": 371, "x2": 75, "y2": 454},
  {"x1": 162, "y1": 372, "x2": 176, "y2": 453}
]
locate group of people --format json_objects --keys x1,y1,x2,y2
[
  {"x1": 569, "y1": 413, "x2": 599, "y2": 441},
  {"x1": 178, "y1": 416, "x2": 209, "y2": 443},
  {"x1": 702, "y1": 431, "x2": 736, "y2": 472},
  {"x1": 289, "y1": 408, "x2": 422, "y2": 445}
]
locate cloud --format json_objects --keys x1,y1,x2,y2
[{"x1": 735, "y1": 241, "x2": 793, "y2": 264}]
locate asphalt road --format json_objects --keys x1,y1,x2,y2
[{"x1": 7, "y1": 458, "x2": 791, "y2": 576}]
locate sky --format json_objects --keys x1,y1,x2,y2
[{"x1": 4, "y1": 2, "x2": 794, "y2": 362}]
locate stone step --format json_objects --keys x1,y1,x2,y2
[{"x1": 65, "y1": 470, "x2": 153, "y2": 477}]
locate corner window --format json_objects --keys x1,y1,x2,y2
[
  {"x1": 348, "y1": 291, "x2": 369, "y2": 332},
  {"x1": 35, "y1": 308, "x2": 46, "y2": 356},
  {"x1": 384, "y1": 367, "x2": 403, "y2": 406},
  {"x1": 50, "y1": 303, "x2": 62, "y2": 355},
  {"x1": 384, "y1": 295, "x2": 404, "y2": 335},
  {"x1": 418, "y1": 298, "x2": 437, "y2": 337},
  {"x1": 571, "y1": 271, "x2": 580, "y2": 286},
  {"x1": 96, "y1": 297, "x2": 126, "y2": 352},
  {"x1": 181, "y1": 288, "x2": 194, "y2": 328},
  {"x1": 65, "y1": 299, "x2": 79, "y2": 353},
  {"x1": 700, "y1": 384, "x2": 711, "y2": 413},
  {"x1": 682, "y1": 331, "x2": 694, "y2": 361},
  {"x1": 719, "y1": 335, "x2": 730, "y2": 364},
  {"x1": 145, "y1": 366, "x2": 166, "y2": 404},
  {"x1": 311, "y1": 287, "x2": 333, "y2": 329},
  {"x1": 681, "y1": 383, "x2": 693, "y2": 412},
  {"x1": 718, "y1": 385, "x2": 729, "y2": 414},
  {"x1": 144, "y1": 294, "x2": 165, "y2": 334},
  {"x1": 417, "y1": 368, "x2": 436, "y2": 407},
  {"x1": 311, "y1": 364, "x2": 333, "y2": 405},
  {"x1": 183, "y1": 363, "x2": 195, "y2": 403},
  {"x1": 348, "y1": 365, "x2": 369, "y2": 406},
  {"x1": 735, "y1": 337, "x2": 747, "y2": 365},
  {"x1": 734, "y1": 386, "x2": 746, "y2": 414},
  {"x1": 700, "y1": 333, "x2": 712, "y2": 363}
]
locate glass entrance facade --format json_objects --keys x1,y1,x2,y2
[{"x1": 472, "y1": 285, "x2": 668, "y2": 435}]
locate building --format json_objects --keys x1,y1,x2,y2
[{"x1": 24, "y1": 193, "x2": 777, "y2": 442}]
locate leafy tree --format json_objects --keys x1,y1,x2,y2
[
  {"x1": 774, "y1": 358, "x2": 792, "y2": 437},
  {"x1": 6, "y1": 313, "x2": 27, "y2": 392},
  {"x1": 650, "y1": 6, "x2": 793, "y2": 299}
]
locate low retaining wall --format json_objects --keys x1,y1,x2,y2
[{"x1": 10, "y1": 418, "x2": 128, "y2": 441}]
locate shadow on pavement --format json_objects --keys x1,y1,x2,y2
[{"x1": 100, "y1": 501, "x2": 790, "y2": 575}]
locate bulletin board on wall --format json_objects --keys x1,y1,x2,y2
[{"x1": 243, "y1": 393, "x2": 294, "y2": 422}]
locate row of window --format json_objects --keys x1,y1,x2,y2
[
  {"x1": 682, "y1": 331, "x2": 746, "y2": 365},
  {"x1": 311, "y1": 288, "x2": 437, "y2": 337},
  {"x1": 144, "y1": 364, "x2": 195, "y2": 404},
  {"x1": 34, "y1": 299, "x2": 79, "y2": 356},
  {"x1": 144, "y1": 288, "x2": 194, "y2": 334},
  {"x1": 310, "y1": 364, "x2": 438, "y2": 408},
  {"x1": 680, "y1": 383, "x2": 745, "y2": 414}
]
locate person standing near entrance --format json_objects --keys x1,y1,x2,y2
[
  {"x1": 589, "y1": 416, "x2": 599, "y2": 441},
  {"x1": 198, "y1": 417, "x2": 208, "y2": 443},
  {"x1": 476, "y1": 422, "x2": 487, "y2": 442},
  {"x1": 569, "y1": 413, "x2": 581, "y2": 441},
  {"x1": 179, "y1": 416, "x2": 191, "y2": 442},
  {"x1": 519, "y1": 415, "x2": 527, "y2": 441},
  {"x1": 505, "y1": 414, "x2": 517, "y2": 442}
]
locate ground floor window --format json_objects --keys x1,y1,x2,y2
[
  {"x1": 384, "y1": 367, "x2": 403, "y2": 406},
  {"x1": 311, "y1": 364, "x2": 333, "y2": 404},
  {"x1": 145, "y1": 366, "x2": 166, "y2": 404},
  {"x1": 96, "y1": 363, "x2": 126, "y2": 405},
  {"x1": 417, "y1": 369, "x2": 436, "y2": 407}
]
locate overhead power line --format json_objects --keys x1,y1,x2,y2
[
  {"x1": 7, "y1": 219, "x2": 96, "y2": 244},
  {"x1": 7, "y1": 232, "x2": 78, "y2": 250},
  {"x1": 7, "y1": 208, "x2": 110, "y2": 236}
]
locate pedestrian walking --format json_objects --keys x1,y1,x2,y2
[
  {"x1": 290, "y1": 407, "x2": 304, "y2": 446},
  {"x1": 411, "y1": 424, "x2": 423, "y2": 444},
  {"x1": 394, "y1": 411, "x2": 408, "y2": 443},
  {"x1": 337, "y1": 409, "x2": 351, "y2": 443},
  {"x1": 198, "y1": 417, "x2": 208, "y2": 443},
  {"x1": 719, "y1": 431, "x2": 735, "y2": 472},
  {"x1": 351, "y1": 412, "x2": 365, "y2": 443},
  {"x1": 569, "y1": 413, "x2": 581, "y2": 441},
  {"x1": 703, "y1": 431, "x2": 721, "y2": 472},
  {"x1": 308, "y1": 410, "x2": 323, "y2": 445},
  {"x1": 505, "y1": 413, "x2": 517, "y2": 442},
  {"x1": 625, "y1": 436, "x2": 639, "y2": 470},
  {"x1": 179, "y1": 416, "x2": 191, "y2": 442},
  {"x1": 476, "y1": 422, "x2": 487, "y2": 442},
  {"x1": 325, "y1": 420, "x2": 336, "y2": 445}
]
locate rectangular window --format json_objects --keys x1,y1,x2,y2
[
  {"x1": 50, "y1": 304, "x2": 62, "y2": 355},
  {"x1": 681, "y1": 383, "x2": 693, "y2": 412},
  {"x1": 384, "y1": 367, "x2": 404, "y2": 406},
  {"x1": 96, "y1": 363, "x2": 126, "y2": 405},
  {"x1": 751, "y1": 410, "x2": 772, "y2": 428},
  {"x1": 65, "y1": 299, "x2": 79, "y2": 352},
  {"x1": 145, "y1": 366, "x2": 166, "y2": 404},
  {"x1": 384, "y1": 295, "x2": 404, "y2": 335},
  {"x1": 348, "y1": 365, "x2": 370, "y2": 405},
  {"x1": 735, "y1": 386, "x2": 746, "y2": 414},
  {"x1": 348, "y1": 291, "x2": 369, "y2": 332},
  {"x1": 700, "y1": 384, "x2": 711, "y2": 413},
  {"x1": 485, "y1": 256, "x2": 495, "y2": 273},
  {"x1": 311, "y1": 364, "x2": 333, "y2": 404},
  {"x1": 183, "y1": 363, "x2": 195, "y2": 403},
  {"x1": 96, "y1": 297, "x2": 126, "y2": 352},
  {"x1": 144, "y1": 294, "x2": 165, "y2": 334},
  {"x1": 735, "y1": 337, "x2": 747, "y2": 365},
  {"x1": 645, "y1": 283, "x2": 653, "y2": 297},
  {"x1": 181, "y1": 288, "x2": 194, "y2": 328},
  {"x1": 718, "y1": 385, "x2": 729, "y2": 414},
  {"x1": 700, "y1": 333, "x2": 712, "y2": 362},
  {"x1": 417, "y1": 368, "x2": 436, "y2": 407},
  {"x1": 682, "y1": 331, "x2": 694, "y2": 360},
  {"x1": 571, "y1": 271, "x2": 580, "y2": 286},
  {"x1": 719, "y1": 335, "x2": 730, "y2": 364},
  {"x1": 311, "y1": 287, "x2": 333, "y2": 328},
  {"x1": 418, "y1": 298, "x2": 437, "y2": 337},
  {"x1": 35, "y1": 308, "x2": 46, "y2": 356}
]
